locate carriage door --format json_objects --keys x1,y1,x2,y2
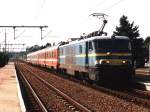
[
  {"x1": 85, "y1": 42, "x2": 89, "y2": 68},
  {"x1": 86, "y1": 41, "x2": 95, "y2": 67}
]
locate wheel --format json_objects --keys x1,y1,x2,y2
[{"x1": 89, "y1": 70, "x2": 100, "y2": 82}]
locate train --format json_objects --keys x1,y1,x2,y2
[{"x1": 27, "y1": 36, "x2": 135, "y2": 83}]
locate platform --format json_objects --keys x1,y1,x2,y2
[
  {"x1": 135, "y1": 67, "x2": 150, "y2": 91},
  {"x1": 0, "y1": 62, "x2": 26, "y2": 112},
  {"x1": 136, "y1": 67, "x2": 150, "y2": 75}
]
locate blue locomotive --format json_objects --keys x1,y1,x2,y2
[{"x1": 59, "y1": 36, "x2": 134, "y2": 83}]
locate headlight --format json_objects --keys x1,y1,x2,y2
[
  {"x1": 106, "y1": 60, "x2": 110, "y2": 64},
  {"x1": 99, "y1": 60, "x2": 103, "y2": 64},
  {"x1": 122, "y1": 60, "x2": 131, "y2": 64},
  {"x1": 95, "y1": 60, "x2": 99, "y2": 65},
  {"x1": 99, "y1": 60, "x2": 109, "y2": 65},
  {"x1": 122, "y1": 60, "x2": 126, "y2": 64}
]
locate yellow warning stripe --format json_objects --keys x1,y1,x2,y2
[{"x1": 75, "y1": 53, "x2": 131, "y2": 57}]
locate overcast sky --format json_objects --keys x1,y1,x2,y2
[{"x1": 0, "y1": 0, "x2": 150, "y2": 51}]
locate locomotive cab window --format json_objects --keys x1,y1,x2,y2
[
  {"x1": 94, "y1": 39, "x2": 131, "y2": 53},
  {"x1": 88, "y1": 41, "x2": 93, "y2": 51}
]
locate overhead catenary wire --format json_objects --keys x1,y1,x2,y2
[
  {"x1": 15, "y1": 30, "x2": 26, "y2": 40},
  {"x1": 88, "y1": 0, "x2": 109, "y2": 13},
  {"x1": 101, "y1": 0, "x2": 127, "y2": 12},
  {"x1": 34, "y1": 0, "x2": 46, "y2": 20},
  {"x1": 42, "y1": 30, "x2": 52, "y2": 39}
]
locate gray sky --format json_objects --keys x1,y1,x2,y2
[{"x1": 0, "y1": 0, "x2": 149, "y2": 51}]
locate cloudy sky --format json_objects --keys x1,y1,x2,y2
[{"x1": 0, "y1": 0, "x2": 149, "y2": 51}]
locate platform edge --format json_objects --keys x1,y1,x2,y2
[{"x1": 15, "y1": 67, "x2": 26, "y2": 112}]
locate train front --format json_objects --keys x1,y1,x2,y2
[{"x1": 88, "y1": 36, "x2": 134, "y2": 83}]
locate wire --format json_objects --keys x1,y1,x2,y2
[
  {"x1": 15, "y1": 30, "x2": 26, "y2": 40},
  {"x1": 102, "y1": 0, "x2": 127, "y2": 11},
  {"x1": 34, "y1": 0, "x2": 46, "y2": 20},
  {"x1": 89, "y1": 0, "x2": 109, "y2": 12},
  {"x1": 42, "y1": 30, "x2": 52, "y2": 39}
]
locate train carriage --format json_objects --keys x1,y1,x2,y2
[
  {"x1": 38, "y1": 48, "x2": 46, "y2": 66},
  {"x1": 44, "y1": 45, "x2": 59, "y2": 69},
  {"x1": 27, "y1": 45, "x2": 59, "y2": 69},
  {"x1": 27, "y1": 51, "x2": 39, "y2": 65}
]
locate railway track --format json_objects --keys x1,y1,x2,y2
[
  {"x1": 16, "y1": 62, "x2": 92, "y2": 112},
  {"x1": 130, "y1": 89, "x2": 150, "y2": 99},
  {"x1": 16, "y1": 65, "x2": 44, "y2": 112},
  {"x1": 29, "y1": 63, "x2": 150, "y2": 105},
  {"x1": 16, "y1": 65, "x2": 48, "y2": 112},
  {"x1": 16, "y1": 61, "x2": 150, "y2": 112}
]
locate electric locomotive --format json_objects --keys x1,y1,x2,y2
[{"x1": 59, "y1": 36, "x2": 134, "y2": 83}]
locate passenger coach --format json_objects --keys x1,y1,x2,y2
[{"x1": 27, "y1": 45, "x2": 59, "y2": 69}]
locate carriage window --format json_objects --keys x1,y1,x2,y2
[
  {"x1": 49, "y1": 52, "x2": 51, "y2": 58},
  {"x1": 47, "y1": 52, "x2": 48, "y2": 58},
  {"x1": 62, "y1": 49, "x2": 63, "y2": 55},
  {"x1": 54, "y1": 51, "x2": 55, "y2": 58},
  {"x1": 48, "y1": 52, "x2": 50, "y2": 58},
  {"x1": 89, "y1": 42, "x2": 93, "y2": 51},
  {"x1": 52, "y1": 52, "x2": 53, "y2": 58}
]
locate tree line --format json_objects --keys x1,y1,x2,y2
[
  {"x1": 113, "y1": 15, "x2": 148, "y2": 68},
  {"x1": 0, "y1": 52, "x2": 9, "y2": 67},
  {"x1": 26, "y1": 43, "x2": 52, "y2": 53}
]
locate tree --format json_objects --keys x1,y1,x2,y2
[
  {"x1": 143, "y1": 36, "x2": 150, "y2": 62},
  {"x1": 113, "y1": 15, "x2": 146, "y2": 67},
  {"x1": 46, "y1": 43, "x2": 51, "y2": 47},
  {"x1": 0, "y1": 52, "x2": 9, "y2": 67},
  {"x1": 144, "y1": 36, "x2": 150, "y2": 49},
  {"x1": 113, "y1": 15, "x2": 140, "y2": 40},
  {"x1": 26, "y1": 45, "x2": 40, "y2": 53},
  {"x1": 133, "y1": 38, "x2": 145, "y2": 67}
]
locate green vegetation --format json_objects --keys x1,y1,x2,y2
[
  {"x1": 26, "y1": 43, "x2": 52, "y2": 53},
  {"x1": 113, "y1": 15, "x2": 140, "y2": 40},
  {"x1": 113, "y1": 15, "x2": 145, "y2": 67},
  {"x1": 143, "y1": 36, "x2": 150, "y2": 62},
  {"x1": 0, "y1": 52, "x2": 9, "y2": 67}
]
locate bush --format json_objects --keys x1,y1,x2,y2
[{"x1": 0, "y1": 52, "x2": 9, "y2": 67}]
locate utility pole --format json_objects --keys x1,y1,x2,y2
[
  {"x1": 13, "y1": 27, "x2": 16, "y2": 40},
  {"x1": 5, "y1": 29, "x2": 7, "y2": 53}
]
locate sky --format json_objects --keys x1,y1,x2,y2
[{"x1": 0, "y1": 0, "x2": 150, "y2": 51}]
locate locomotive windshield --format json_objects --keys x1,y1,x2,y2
[{"x1": 94, "y1": 39, "x2": 131, "y2": 53}]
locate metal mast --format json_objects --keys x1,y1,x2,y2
[{"x1": 0, "y1": 25, "x2": 48, "y2": 40}]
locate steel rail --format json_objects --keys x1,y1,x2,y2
[
  {"x1": 132, "y1": 88, "x2": 150, "y2": 98},
  {"x1": 19, "y1": 62, "x2": 150, "y2": 110},
  {"x1": 16, "y1": 64, "x2": 48, "y2": 112},
  {"x1": 22, "y1": 64, "x2": 92, "y2": 112},
  {"x1": 24, "y1": 62, "x2": 150, "y2": 109}
]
